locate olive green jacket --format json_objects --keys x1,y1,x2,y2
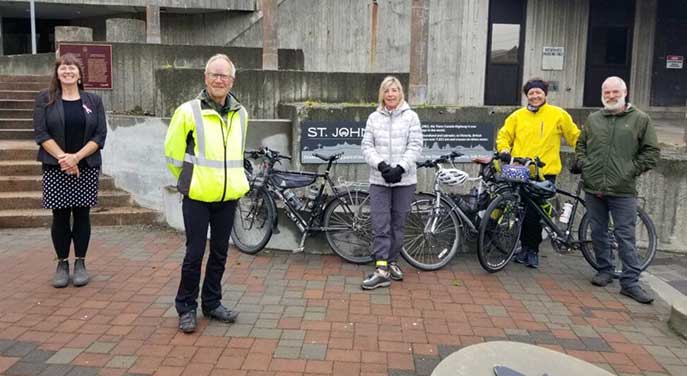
[{"x1": 575, "y1": 105, "x2": 659, "y2": 197}]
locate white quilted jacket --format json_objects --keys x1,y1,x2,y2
[{"x1": 361, "y1": 101, "x2": 423, "y2": 186}]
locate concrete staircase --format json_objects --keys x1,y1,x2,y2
[{"x1": 0, "y1": 74, "x2": 160, "y2": 228}]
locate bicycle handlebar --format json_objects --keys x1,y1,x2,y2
[
  {"x1": 416, "y1": 151, "x2": 464, "y2": 168},
  {"x1": 245, "y1": 147, "x2": 292, "y2": 161}
]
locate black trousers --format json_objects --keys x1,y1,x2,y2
[
  {"x1": 51, "y1": 207, "x2": 91, "y2": 259},
  {"x1": 520, "y1": 175, "x2": 556, "y2": 252},
  {"x1": 175, "y1": 197, "x2": 237, "y2": 315}
]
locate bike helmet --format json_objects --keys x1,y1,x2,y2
[
  {"x1": 436, "y1": 168, "x2": 469, "y2": 186},
  {"x1": 525, "y1": 180, "x2": 557, "y2": 199}
]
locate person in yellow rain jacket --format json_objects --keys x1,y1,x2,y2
[
  {"x1": 496, "y1": 78, "x2": 580, "y2": 268},
  {"x1": 164, "y1": 54, "x2": 249, "y2": 334}
]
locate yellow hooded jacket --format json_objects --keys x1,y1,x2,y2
[{"x1": 496, "y1": 103, "x2": 580, "y2": 176}]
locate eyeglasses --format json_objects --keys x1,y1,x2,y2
[{"x1": 206, "y1": 72, "x2": 233, "y2": 82}]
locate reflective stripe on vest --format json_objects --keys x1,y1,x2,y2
[{"x1": 187, "y1": 99, "x2": 246, "y2": 168}]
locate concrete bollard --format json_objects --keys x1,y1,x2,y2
[
  {"x1": 54, "y1": 26, "x2": 93, "y2": 51},
  {"x1": 668, "y1": 299, "x2": 687, "y2": 339}
]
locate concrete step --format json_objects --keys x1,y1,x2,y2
[
  {"x1": 0, "y1": 206, "x2": 161, "y2": 228},
  {"x1": 0, "y1": 90, "x2": 39, "y2": 100},
  {"x1": 0, "y1": 119, "x2": 33, "y2": 129},
  {"x1": 0, "y1": 160, "x2": 42, "y2": 176},
  {"x1": 0, "y1": 190, "x2": 131, "y2": 210},
  {"x1": 0, "y1": 129, "x2": 34, "y2": 140},
  {"x1": 0, "y1": 74, "x2": 51, "y2": 83},
  {"x1": 0, "y1": 140, "x2": 37, "y2": 160},
  {"x1": 0, "y1": 175, "x2": 116, "y2": 192},
  {"x1": 1, "y1": 82, "x2": 47, "y2": 91},
  {"x1": 0, "y1": 99, "x2": 34, "y2": 110},
  {"x1": 0, "y1": 109, "x2": 33, "y2": 120}
]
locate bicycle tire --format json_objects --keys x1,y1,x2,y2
[
  {"x1": 231, "y1": 187, "x2": 276, "y2": 254},
  {"x1": 401, "y1": 197, "x2": 461, "y2": 271},
  {"x1": 477, "y1": 193, "x2": 525, "y2": 273},
  {"x1": 578, "y1": 206, "x2": 657, "y2": 274},
  {"x1": 323, "y1": 190, "x2": 374, "y2": 264}
]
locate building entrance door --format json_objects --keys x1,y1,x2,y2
[
  {"x1": 651, "y1": 0, "x2": 687, "y2": 106},
  {"x1": 583, "y1": 0, "x2": 635, "y2": 107}
]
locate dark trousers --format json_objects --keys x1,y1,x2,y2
[
  {"x1": 585, "y1": 193, "x2": 641, "y2": 288},
  {"x1": 175, "y1": 197, "x2": 237, "y2": 315},
  {"x1": 369, "y1": 184, "x2": 416, "y2": 264},
  {"x1": 521, "y1": 175, "x2": 556, "y2": 252},
  {"x1": 51, "y1": 207, "x2": 91, "y2": 259}
]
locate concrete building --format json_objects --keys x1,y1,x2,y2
[{"x1": 1, "y1": 0, "x2": 686, "y2": 111}]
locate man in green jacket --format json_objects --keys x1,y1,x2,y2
[{"x1": 574, "y1": 76, "x2": 659, "y2": 304}]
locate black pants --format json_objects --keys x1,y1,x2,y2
[
  {"x1": 175, "y1": 197, "x2": 237, "y2": 315},
  {"x1": 520, "y1": 175, "x2": 556, "y2": 252},
  {"x1": 51, "y1": 207, "x2": 91, "y2": 259}
]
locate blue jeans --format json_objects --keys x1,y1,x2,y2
[{"x1": 585, "y1": 193, "x2": 642, "y2": 288}]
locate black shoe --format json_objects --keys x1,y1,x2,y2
[
  {"x1": 362, "y1": 268, "x2": 391, "y2": 290},
  {"x1": 53, "y1": 260, "x2": 69, "y2": 288},
  {"x1": 179, "y1": 310, "x2": 197, "y2": 333},
  {"x1": 591, "y1": 272, "x2": 614, "y2": 287},
  {"x1": 203, "y1": 305, "x2": 239, "y2": 323},
  {"x1": 525, "y1": 251, "x2": 539, "y2": 269},
  {"x1": 620, "y1": 286, "x2": 654, "y2": 304},
  {"x1": 389, "y1": 262, "x2": 404, "y2": 281},
  {"x1": 72, "y1": 258, "x2": 89, "y2": 287}
]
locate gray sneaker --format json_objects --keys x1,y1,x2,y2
[
  {"x1": 620, "y1": 286, "x2": 654, "y2": 304},
  {"x1": 362, "y1": 268, "x2": 391, "y2": 290},
  {"x1": 53, "y1": 260, "x2": 69, "y2": 288},
  {"x1": 389, "y1": 262, "x2": 403, "y2": 281},
  {"x1": 73, "y1": 258, "x2": 89, "y2": 287},
  {"x1": 591, "y1": 272, "x2": 614, "y2": 287}
]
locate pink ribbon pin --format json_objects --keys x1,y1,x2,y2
[{"x1": 82, "y1": 104, "x2": 93, "y2": 114}]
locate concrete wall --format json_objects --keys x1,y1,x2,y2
[
  {"x1": 155, "y1": 68, "x2": 409, "y2": 118},
  {"x1": 522, "y1": 0, "x2": 589, "y2": 108},
  {"x1": 15, "y1": 0, "x2": 255, "y2": 11},
  {"x1": 629, "y1": 0, "x2": 657, "y2": 109}
]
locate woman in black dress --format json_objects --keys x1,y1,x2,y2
[{"x1": 33, "y1": 53, "x2": 107, "y2": 288}]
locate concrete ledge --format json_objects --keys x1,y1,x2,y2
[
  {"x1": 669, "y1": 299, "x2": 687, "y2": 339},
  {"x1": 431, "y1": 341, "x2": 614, "y2": 376}
]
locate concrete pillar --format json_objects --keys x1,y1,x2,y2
[
  {"x1": 54, "y1": 26, "x2": 93, "y2": 51},
  {"x1": 629, "y1": 0, "x2": 657, "y2": 109},
  {"x1": 261, "y1": 0, "x2": 279, "y2": 70},
  {"x1": 409, "y1": 0, "x2": 429, "y2": 104},
  {"x1": 146, "y1": 6, "x2": 161, "y2": 44},
  {"x1": 0, "y1": 17, "x2": 4, "y2": 56},
  {"x1": 106, "y1": 18, "x2": 145, "y2": 43}
]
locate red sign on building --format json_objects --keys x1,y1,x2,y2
[{"x1": 58, "y1": 43, "x2": 113, "y2": 89}]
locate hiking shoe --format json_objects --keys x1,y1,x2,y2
[
  {"x1": 591, "y1": 272, "x2": 614, "y2": 287},
  {"x1": 202, "y1": 305, "x2": 239, "y2": 323},
  {"x1": 179, "y1": 310, "x2": 197, "y2": 333},
  {"x1": 53, "y1": 260, "x2": 69, "y2": 288},
  {"x1": 362, "y1": 268, "x2": 391, "y2": 290},
  {"x1": 513, "y1": 246, "x2": 527, "y2": 264},
  {"x1": 73, "y1": 258, "x2": 89, "y2": 287},
  {"x1": 525, "y1": 251, "x2": 539, "y2": 269},
  {"x1": 389, "y1": 262, "x2": 404, "y2": 281},
  {"x1": 620, "y1": 286, "x2": 654, "y2": 304}
]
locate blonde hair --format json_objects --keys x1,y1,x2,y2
[
  {"x1": 377, "y1": 76, "x2": 405, "y2": 109},
  {"x1": 204, "y1": 54, "x2": 236, "y2": 78}
]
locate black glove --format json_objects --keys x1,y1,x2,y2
[
  {"x1": 382, "y1": 165, "x2": 405, "y2": 184},
  {"x1": 378, "y1": 161, "x2": 391, "y2": 173},
  {"x1": 569, "y1": 159, "x2": 582, "y2": 175},
  {"x1": 498, "y1": 151, "x2": 512, "y2": 163}
]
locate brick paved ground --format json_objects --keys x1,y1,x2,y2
[{"x1": 0, "y1": 225, "x2": 686, "y2": 376}]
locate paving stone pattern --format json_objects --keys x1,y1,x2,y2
[{"x1": 0, "y1": 226, "x2": 686, "y2": 375}]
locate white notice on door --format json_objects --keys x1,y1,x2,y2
[
  {"x1": 667, "y1": 55, "x2": 684, "y2": 69},
  {"x1": 542, "y1": 47, "x2": 564, "y2": 71}
]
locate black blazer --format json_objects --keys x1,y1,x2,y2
[{"x1": 33, "y1": 90, "x2": 107, "y2": 167}]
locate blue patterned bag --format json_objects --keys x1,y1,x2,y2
[{"x1": 499, "y1": 164, "x2": 530, "y2": 182}]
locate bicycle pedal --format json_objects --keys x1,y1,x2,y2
[{"x1": 292, "y1": 247, "x2": 305, "y2": 254}]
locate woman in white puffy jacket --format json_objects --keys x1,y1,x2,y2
[{"x1": 360, "y1": 76, "x2": 423, "y2": 290}]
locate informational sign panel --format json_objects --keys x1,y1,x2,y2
[
  {"x1": 666, "y1": 55, "x2": 684, "y2": 69},
  {"x1": 58, "y1": 43, "x2": 113, "y2": 89},
  {"x1": 300, "y1": 121, "x2": 494, "y2": 164},
  {"x1": 542, "y1": 46, "x2": 564, "y2": 71}
]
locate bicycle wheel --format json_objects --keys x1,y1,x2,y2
[
  {"x1": 323, "y1": 190, "x2": 374, "y2": 264},
  {"x1": 401, "y1": 197, "x2": 461, "y2": 271},
  {"x1": 231, "y1": 187, "x2": 276, "y2": 254},
  {"x1": 477, "y1": 193, "x2": 525, "y2": 273},
  {"x1": 578, "y1": 206, "x2": 657, "y2": 274}
]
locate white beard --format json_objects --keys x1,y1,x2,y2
[{"x1": 602, "y1": 95, "x2": 626, "y2": 112}]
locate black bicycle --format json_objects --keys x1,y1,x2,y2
[
  {"x1": 477, "y1": 157, "x2": 657, "y2": 274},
  {"x1": 231, "y1": 147, "x2": 373, "y2": 264}
]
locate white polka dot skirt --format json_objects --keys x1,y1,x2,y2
[{"x1": 42, "y1": 166, "x2": 100, "y2": 209}]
